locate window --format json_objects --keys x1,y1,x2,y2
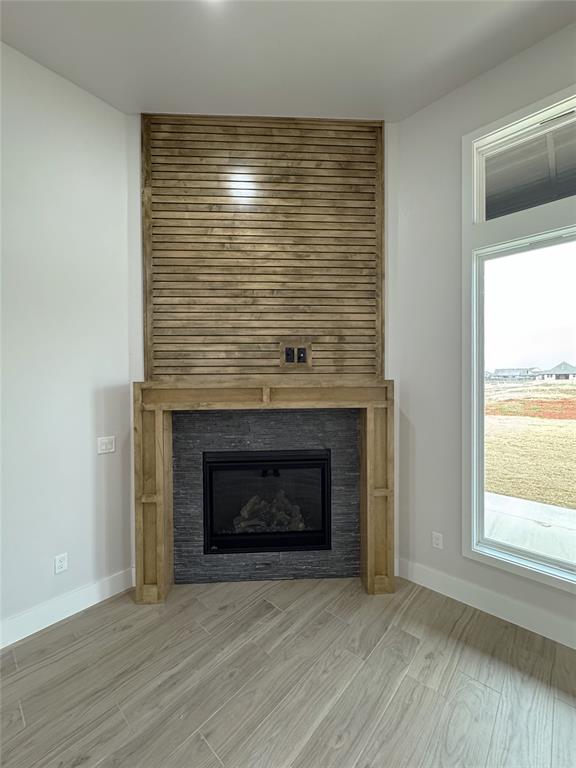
[
  {"x1": 462, "y1": 90, "x2": 576, "y2": 591},
  {"x1": 474, "y1": 97, "x2": 576, "y2": 222}
]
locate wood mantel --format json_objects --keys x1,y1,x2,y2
[{"x1": 133, "y1": 379, "x2": 395, "y2": 603}]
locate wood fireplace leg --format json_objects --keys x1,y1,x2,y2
[
  {"x1": 135, "y1": 389, "x2": 172, "y2": 603},
  {"x1": 163, "y1": 411, "x2": 174, "y2": 596},
  {"x1": 360, "y1": 400, "x2": 395, "y2": 594}
]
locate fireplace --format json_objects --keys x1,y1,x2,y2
[
  {"x1": 135, "y1": 387, "x2": 394, "y2": 600},
  {"x1": 203, "y1": 449, "x2": 331, "y2": 554}
]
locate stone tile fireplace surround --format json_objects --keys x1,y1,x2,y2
[{"x1": 173, "y1": 409, "x2": 360, "y2": 582}]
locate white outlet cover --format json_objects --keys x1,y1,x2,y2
[
  {"x1": 97, "y1": 436, "x2": 116, "y2": 454},
  {"x1": 432, "y1": 532, "x2": 444, "y2": 550},
  {"x1": 54, "y1": 553, "x2": 68, "y2": 574}
]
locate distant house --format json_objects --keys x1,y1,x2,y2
[
  {"x1": 493, "y1": 367, "x2": 539, "y2": 381},
  {"x1": 538, "y1": 362, "x2": 576, "y2": 380}
]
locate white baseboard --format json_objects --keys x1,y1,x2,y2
[
  {"x1": 0, "y1": 568, "x2": 134, "y2": 648},
  {"x1": 398, "y1": 558, "x2": 576, "y2": 649}
]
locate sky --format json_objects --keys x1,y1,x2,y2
[{"x1": 484, "y1": 239, "x2": 576, "y2": 372}]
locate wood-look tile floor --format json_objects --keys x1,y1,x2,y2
[{"x1": 1, "y1": 578, "x2": 575, "y2": 768}]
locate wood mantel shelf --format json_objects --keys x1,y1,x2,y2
[{"x1": 133, "y1": 379, "x2": 395, "y2": 604}]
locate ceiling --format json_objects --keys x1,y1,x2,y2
[{"x1": 2, "y1": 0, "x2": 574, "y2": 120}]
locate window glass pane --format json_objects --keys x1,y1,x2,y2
[
  {"x1": 554, "y1": 122, "x2": 576, "y2": 190},
  {"x1": 482, "y1": 240, "x2": 576, "y2": 568},
  {"x1": 485, "y1": 122, "x2": 576, "y2": 220}
]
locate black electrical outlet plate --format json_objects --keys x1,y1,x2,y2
[
  {"x1": 297, "y1": 347, "x2": 307, "y2": 363},
  {"x1": 285, "y1": 346, "x2": 295, "y2": 363}
]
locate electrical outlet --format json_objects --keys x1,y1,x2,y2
[
  {"x1": 97, "y1": 436, "x2": 116, "y2": 454},
  {"x1": 432, "y1": 532, "x2": 444, "y2": 550},
  {"x1": 280, "y1": 339, "x2": 312, "y2": 368},
  {"x1": 54, "y1": 553, "x2": 68, "y2": 574}
]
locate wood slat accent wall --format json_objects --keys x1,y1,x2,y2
[{"x1": 142, "y1": 115, "x2": 384, "y2": 380}]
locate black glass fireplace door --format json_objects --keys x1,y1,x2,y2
[{"x1": 203, "y1": 450, "x2": 331, "y2": 553}]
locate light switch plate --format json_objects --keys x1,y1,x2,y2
[{"x1": 97, "y1": 436, "x2": 116, "y2": 454}]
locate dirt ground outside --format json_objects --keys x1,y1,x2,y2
[{"x1": 484, "y1": 381, "x2": 576, "y2": 509}]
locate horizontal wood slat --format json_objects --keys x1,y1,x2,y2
[
  {"x1": 142, "y1": 114, "x2": 383, "y2": 379},
  {"x1": 152, "y1": 331, "x2": 377, "y2": 341},
  {"x1": 153, "y1": 290, "x2": 377, "y2": 299}
]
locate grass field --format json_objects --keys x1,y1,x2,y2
[{"x1": 484, "y1": 381, "x2": 576, "y2": 509}]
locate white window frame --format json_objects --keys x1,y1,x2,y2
[{"x1": 462, "y1": 86, "x2": 576, "y2": 594}]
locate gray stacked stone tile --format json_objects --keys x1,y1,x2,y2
[{"x1": 173, "y1": 409, "x2": 360, "y2": 582}]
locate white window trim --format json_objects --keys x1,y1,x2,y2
[{"x1": 462, "y1": 86, "x2": 576, "y2": 594}]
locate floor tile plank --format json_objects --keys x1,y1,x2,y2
[
  {"x1": 163, "y1": 733, "x2": 223, "y2": 768},
  {"x1": 33, "y1": 706, "x2": 129, "y2": 768},
  {"x1": 552, "y1": 699, "x2": 576, "y2": 768},
  {"x1": 0, "y1": 648, "x2": 18, "y2": 678},
  {"x1": 0, "y1": 701, "x2": 25, "y2": 742},
  {"x1": 486, "y1": 647, "x2": 554, "y2": 768},
  {"x1": 354, "y1": 675, "x2": 445, "y2": 768},
  {"x1": 407, "y1": 599, "x2": 475, "y2": 693},
  {"x1": 265, "y1": 577, "x2": 331, "y2": 611},
  {"x1": 455, "y1": 610, "x2": 514, "y2": 693},
  {"x1": 98, "y1": 641, "x2": 269, "y2": 768},
  {"x1": 329, "y1": 579, "x2": 418, "y2": 660},
  {"x1": 10, "y1": 591, "x2": 141, "y2": 672},
  {"x1": 254, "y1": 578, "x2": 352, "y2": 655},
  {"x1": 551, "y1": 643, "x2": 576, "y2": 708},
  {"x1": 3, "y1": 618, "x2": 208, "y2": 768},
  {"x1": 420, "y1": 671, "x2": 500, "y2": 768},
  {"x1": 17, "y1": 604, "x2": 206, "y2": 728},
  {"x1": 201, "y1": 610, "x2": 347, "y2": 760},
  {"x1": 290, "y1": 626, "x2": 419, "y2": 768},
  {"x1": 189, "y1": 580, "x2": 275, "y2": 632},
  {"x1": 2, "y1": 603, "x2": 174, "y2": 709},
  {"x1": 119, "y1": 600, "x2": 276, "y2": 729},
  {"x1": 221, "y1": 644, "x2": 362, "y2": 768},
  {"x1": 391, "y1": 585, "x2": 449, "y2": 639}
]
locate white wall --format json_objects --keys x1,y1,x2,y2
[
  {"x1": 1, "y1": 45, "x2": 133, "y2": 644},
  {"x1": 387, "y1": 25, "x2": 576, "y2": 647}
]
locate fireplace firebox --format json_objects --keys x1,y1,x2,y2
[{"x1": 203, "y1": 449, "x2": 331, "y2": 554}]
